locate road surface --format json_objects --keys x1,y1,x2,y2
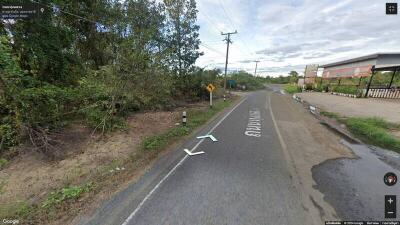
[{"x1": 78, "y1": 87, "x2": 400, "y2": 225}]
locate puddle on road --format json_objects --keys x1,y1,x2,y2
[{"x1": 312, "y1": 140, "x2": 400, "y2": 221}]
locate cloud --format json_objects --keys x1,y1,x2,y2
[
  {"x1": 238, "y1": 59, "x2": 257, "y2": 63},
  {"x1": 257, "y1": 64, "x2": 306, "y2": 73},
  {"x1": 256, "y1": 45, "x2": 302, "y2": 55},
  {"x1": 196, "y1": 0, "x2": 400, "y2": 76},
  {"x1": 303, "y1": 52, "x2": 331, "y2": 59},
  {"x1": 321, "y1": 0, "x2": 355, "y2": 14}
]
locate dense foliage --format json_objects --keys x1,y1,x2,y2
[
  {"x1": 265, "y1": 71, "x2": 300, "y2": 84},
  {"x1": 229, "y1": 70, "x2": 266, "y2": 90},
  {"x1": 0, "y1": 0, "x2": 219, "y2": 157},
  {"x1": 283, "y1": 84, "x2": 301, "y2": 94},
  {"x1": 331, "y1": 85, "x2": 358, "y2": 95}
]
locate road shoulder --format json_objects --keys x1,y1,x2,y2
[
  {"x1": 269, "y1": 91, "x2": 354, "y2": 223},
  {"x1": 75, "y1": 95, "x2": 247, "y2": 225}
]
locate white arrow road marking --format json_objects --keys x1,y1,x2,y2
[
  {"x1": 184, "y1": 149, "x2": 205, "y2": 156},
  {"x1": 196, "y1": 134, "x2": 218, "y2": 142},
  {"x1": 121, "y1": 97, "x2": 247, "y2": 225}
]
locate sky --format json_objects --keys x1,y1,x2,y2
[{"x1": 195, "y1": 0, "x2": 400, "y2": 77}]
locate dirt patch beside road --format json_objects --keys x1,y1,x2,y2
[
  {"x1": 0, "y1": 103, "x2": 207, "y2": 224},
  {"x1": 297, "y1": 92, "x2": 400, "y2": 123}
]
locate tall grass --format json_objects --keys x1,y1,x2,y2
[
  {"x1": 284, "y1": 84, "x2": 301, "y2": 94},
  {"x1": 344, "y1": 117, "x2": 400, "y2": 152}
]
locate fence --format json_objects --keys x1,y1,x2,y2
[{"x1": 367, "y1": 88, "x2": 400, "y2": 99}]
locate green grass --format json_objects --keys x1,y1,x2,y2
[
  {"x1": 0, "y1": 201, "x2": 31, "y2": 220},
  {"x1": 141, "y1": 98, "x2": 234, "y2": 152},
  {"x1": 0, "y1": 178, "x2": 7, "y2": 194},
  {"x1": 0, "y1": 184, "x2": 91, "y2": 223},
  {"x1": 41, "y1": 182, "x2": 93, "y2": 209},
  {"x1": 343, "y1": 117, "x2": 400, "y2": 152},
  {"x1": 0, "y1": 158, "x2": 8, "y2": 168},
  {"x1": 320, "y1": 111, "x2": 400, "y2": 152},
  {"x1": 283, "y1": 84, "x2": 301, "y2": 94}
]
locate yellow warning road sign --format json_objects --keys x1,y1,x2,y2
[{"x1": 206, "y1": 84, "x2": 215, "y2": 92}]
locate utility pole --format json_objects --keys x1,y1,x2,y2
[
  {"x1": 254, "y1": 60, "x2": 260, "y2": 77},
  {"x1": 221, "y1": 30, "x2": 237, "y2": 98}
]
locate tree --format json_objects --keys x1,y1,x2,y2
[
  {"x1": 0, "y1": 36, "x2": 24, "y2": 150},
  {"x1": 164, "y1": 0, "x2": 202, "y2": 96},
  {"x1": 289, "y1": 71, "x2": 299, "y2": 83},
  {"x1": 121, "y1": 0, "x2": 168, "y2": 74},
  {"x1": 3, "y1": 5, "x2": 81, "y2": 85},
  {"x1": 56, "y1": 0, "x2": 122, "y2": 69},
  {"x1": 230, "y1": 70, "x2": 265, "y2": 90}
]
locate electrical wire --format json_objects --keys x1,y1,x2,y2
[
  {"x1": 216, "y1": 0, "x2": 254, "y2": 57},
  {"x1": 30, "y1": 0, "x2": 103, "y2": 25},
  {"x1": 200, "y1": 42, "x2": 226, "y2": 56}
]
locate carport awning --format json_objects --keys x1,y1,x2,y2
[
  {"x1": 322, "y1": 65, "x2": 372, "y2": 78},
  {"x1": 373, "y1": 64, "x2": 400, "y2": 71},
  {"x1": 321, "y1": 53, "x2": 400, "y2": 78}
]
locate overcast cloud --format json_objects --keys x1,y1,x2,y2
[{"x1": 195, "y1": 0, "x2": 400, "y2": 76}]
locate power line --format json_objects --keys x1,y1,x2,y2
[
  {"x1": 202, "y1": 40, "x2": 226, "y2": 44},
  {"x1": 217, "y1": 0, "x2": 236, "y2": 31},
  {"x1": 197, "y1": 7, "x2": 223, "y2": 34},
  {"x1": 198, "y1": 1, "x2": 250, "y2": 56},
  {"x1": 30, "y1": 0, "x2": 103, "y2": 25},
  {"x1": 200, "y1": 42, "x2": 225, "y2": 56},
  {"x1": 216, "y1": 0, "x2": 253, "y2": 57}
]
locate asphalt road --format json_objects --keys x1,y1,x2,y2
[
  {"x1": 80, "y1": 90, "x2": 313, "y2": 225},
  {"x1": 129, "y1": 90, "x2": 311, "y2": 225},
  {"x1": 79, "y1": 87, "x2": 400, "y2": 225}
]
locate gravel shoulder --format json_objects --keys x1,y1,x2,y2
[
  {"x1": 297, "y1": 92, "x2": 400, "y2": 123},
  {"x1": 270, "y1": 91, "x2": 354, "y2": 222}
]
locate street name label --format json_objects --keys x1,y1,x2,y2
[
  {"x1": 1, "y1": 3, "x2": 43, "y2": 19},
  {"x1": 245, "y1": 109, "x2": 261, "y2": 137}
]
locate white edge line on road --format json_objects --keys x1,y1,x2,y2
[
  {"x1": 121, "y1": 96, "x2": 248, "y2": 225},
  {"x1": 267, "y1": 94, "x2": 287, "y2": 151}
]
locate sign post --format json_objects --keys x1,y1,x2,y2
[
  {"x1": 210, "y1": 92, "x2": 213, "y2": 108},
  {"x1": 206, "y1": 84, "x2": 216, "y2": 108}
]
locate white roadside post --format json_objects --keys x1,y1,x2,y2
[{"x1": 182, "y1": 111, "x2": 187, "y2": 126}]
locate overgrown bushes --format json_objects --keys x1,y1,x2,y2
[
  {"x1": 284, "y1": 84, "x2": 301, "y2": 94},
  {"x1": 0, "y1": 36, "x2": 223, "y2": 157},
  {"x1": 0, "y1": 0, "x2": 217, "y2": 157},
  {"x1": 331, "y1": 86, "x2": 358, "y2": 95},
  {"x1": 0, "y1": 37, "x2": 76, "y2": 155},
  {"x1": 230, "y1": 71, "x2": 265, "y2": 90}
]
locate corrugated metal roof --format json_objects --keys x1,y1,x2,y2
[{"x1": 320, "y1": 52, "x2": 400, "y2": 68}]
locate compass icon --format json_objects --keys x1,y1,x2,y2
[{"x1": 384, "y1": 172, "x2": 397, "y2": 186}]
